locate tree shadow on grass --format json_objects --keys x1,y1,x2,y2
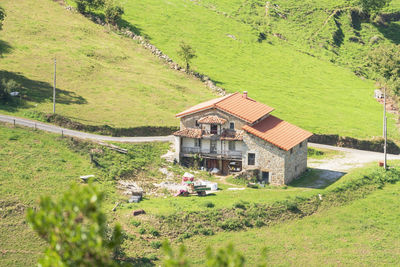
[
  {"x1": 375, "y1": 22, "x2": 400, "y2": 44},
  {"x1": 117, "y1": 256, "x2": 155, "y2": 267},
  {"x1": 0, "y1": 70, "x2": 87, "y2": 111},
  {"x1": 290, "y1": 168, "x2": 346, "y2": 189},
  {"x1": 0, "y1": 40, "x2": 12, "y2": 57}
]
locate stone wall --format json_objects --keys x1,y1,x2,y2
[
  {"x1": 56, "y1": 0, "x2": 226, "y2": 96},
  {"x1": 242, "y1": 133, "x2": 286, "y2": 185},
  {"x1": 284, "y1": 141, "x2": 308, "y2": 184}
]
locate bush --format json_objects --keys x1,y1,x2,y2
[
  {"x1": 233, "y1": 201, "x2": 248, "y2": 210},
  {"x1": 0, "y1": 78, "x2": 19, "y2": 102},
  {"x1": 219, "y1": 218, "x2": 244, "y2": 231},
  {"x1": 200, "y1": 228, "x2": 214, "y2": 236},
  {"x1": 150, "y1": 241, "x2": 162, "y2": 249},
  {"x1": 203, "y1": 201, "x2": 215, "y2": 208},
  {"x1": 138, "y1": 227, "x2": 146, "y2": 234},
  {"x1": 149, "y1": 228, "x2": 160, "y2": 237},
  {"x1": 104, "y1": 0, "x2": 124, "y2": 25},
  {"x1": 255, "y1": 219, "x2": 265, "y2": 227},
  {"x1": 131, "y1": 220, "x2": 141, "y2": 227}
]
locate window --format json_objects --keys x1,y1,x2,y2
[
  {"x1": 262, "y1": 171, "x2": 269, "y2": 183},
  {"x1": 290, "y1": 148, "x2": 293, "y2": 155},
  {"x1": 229, "y1": 122, "x2": 235, "y2": 130},
  {"x1": 228, "y1": 141, "x2": 235, "y2": 151},
  {"x1": 194, "y1": 139, "x2": 201, "y2": 147},
  {"x1": 295, "y1": 165, "x2": 298, "y2": 172},
  {"x1": 195, "y1": 120, "x2": 199, "y2": 127},
  {"x1": 210, "y1": 124, "x2": 218, "y2": 134},
  {"x1": 299, "y1": 141, "x2": 303, "y2": 148},
  {"x1": 248, "y1": 153, "x2": 255, "y2": 165}
]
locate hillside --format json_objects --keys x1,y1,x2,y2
[
  {"x1": 0, "y1": 0, "x2": 213, "y2": 128},
  {"x1": 109, "y1": 0, "x2": 399, "y2": 139},
  {"x1": 184, "y1": 181, "x2": 400, "y2": 265}
]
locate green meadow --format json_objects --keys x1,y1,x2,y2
[
  {"x1": 183, "y1": 182, "x2": 400, "y2": 265},
  {"x1": 0, "y1": 0, "x2": 213, "y2": 128},
  {"x1": 110, "y1": 0, "x2": 400, "y2": 139}
]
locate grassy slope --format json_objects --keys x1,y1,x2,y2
[
  {"x1": 0, "y1": 123, "x2": 168, "y2": 266},
  {"x1": 183, "y1": 182, "x2": 400, "y2": 266},
  {"x1": 110, "y1": 0, "x2": 400, "y2": 139},
  {"x1": 0, "y1": 0, "x2": 213, "y2": 127}
]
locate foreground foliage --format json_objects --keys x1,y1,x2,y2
[{"x1": 27, "y1": 183, "x2": 123, "y2": 266}]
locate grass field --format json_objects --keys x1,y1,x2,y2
[
  {"x1": 0, "y1": 0, "x2": 398, "y2": 140},
  {"x1": 0, "y1": 123, "x2": 168, "y2": 266},
  {"x1": 104, "y1": 0, "x2": 400, "y2": 140},
  {"x1": 0, "y1": 0, "x2": 213, "y2": 128},
  {"x1": 182, "y1": 182, "x2": 400, "y2": 266}
]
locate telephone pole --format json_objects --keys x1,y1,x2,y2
[
  {"x1": 383, "y1": 87, "x2": 387, "y2": 170},
  {"x1": 53, "y1": 58, "x2": 56, "y2": 114}
]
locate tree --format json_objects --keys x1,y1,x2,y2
[
  {"x1": 0, "y1": 7, "x2": 5, "y2": 31},
  {"x1": 368, "y1": 44, "x2": 400, "y2": 94},
  {"x1": 104, "y1": 0, "x2": 124, "y2": 26},
  {"x1": 74, "y1": 0, "x2": 105, "y2": 14},
  {"x1": 356, "y1": 0, "x2": 392, "y2": 15},
  {"x1": 0, "y1": 78, "x2": 19, "y2": 102},
  {"x1": 177, "y1": 42, "x2": 197, "y2": 73},
  {"x1": 27, "y1": 183, "x2": 123, "y2": 267}
]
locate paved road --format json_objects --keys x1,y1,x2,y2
[{"x1": 0, "y1": 114, "x2": 174, "y2": 143}]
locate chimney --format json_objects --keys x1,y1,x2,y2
[{"x1": 243, "y1": 91, "x2": 248, "y2": 99}]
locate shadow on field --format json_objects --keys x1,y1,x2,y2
[
  {"x1": 0, "y1": 70, "x2": 87, "y2": 111},
  {"x1": 290, "y1": 168, "x2": 346, "y2": 189},
  {"x1": 0, "y1": 40, "x2": 12, "y2": 57},
  {"x1": 117, "y1": 257, "x2": 155, "y2": 267},
  {"x1": 376, "y1": 22, "x2": 400, "y2": 44}
]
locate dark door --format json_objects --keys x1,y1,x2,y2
[
  {"x1": 262, "y1": 171, "x2": 269, "y2": 184},
  {"x1": 210, "y1": 140, "x2": 217, "y2": 153}
]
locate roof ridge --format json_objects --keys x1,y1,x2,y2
[{"x1": 212, "y1": 92, "x2": 238, "y2": 106}]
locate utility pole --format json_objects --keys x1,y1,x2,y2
[
  {"x1": 383, "y1": 86, "x2": 387, "y2": 170},
  {"x1": 53, "y1": 58, "x2": 56, "y2": 114}
]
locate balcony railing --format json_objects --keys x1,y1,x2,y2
[{"x1": 181, "y1": 147, "x2": 242, "y2": 159}]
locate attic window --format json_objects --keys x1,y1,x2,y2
[
  {"x1": 299, "y1": 141, "x2": 303, "y2": 148},
  {"x1": 230, "y1": 122, "x2": 235, "y2": 130},
  {"x1": 290, "y1": 148, "x2": 293, "y2": 154}
]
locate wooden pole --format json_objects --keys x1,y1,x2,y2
[
  {"x1": 53, "y1": 58, "x2": 56, "y2": 114},
  {"x1": 384, "y1": 87, "x2": 387, "y2": 170}
]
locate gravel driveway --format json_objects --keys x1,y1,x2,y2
[{"x1": 307, "y1": 143, "x2": 400, "y2": 188}]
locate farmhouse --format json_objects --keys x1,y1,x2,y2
[{"x1": 173, "y1": 92, "x2": 313, "y2": 185}]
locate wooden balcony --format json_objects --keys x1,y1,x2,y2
[{"x1": 181, "y1": 147, "x2": 242, "y2": 160}]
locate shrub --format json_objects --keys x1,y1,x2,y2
[
  {"x1": 203, "y1": 201, "x2": 215, "y2": 208},
  {"x1": 149, "y1": 228, "x2": 160, "y2": 237},
  {"x1": 200, "y1": 228, "x2": 214, "y2": 236},
  {"x1": 219, "y1": 218, "x2": 244, "y2": 231},
  {"x1": 131, "y1": 220, "x2": 141, "y2": 227},
  {"x1": 0, "y1": 78, "x2": 19, "y2": 102},
  {"x1": 104, "y1": 0, "x2": 124, "y2": 25},
  {"x1": 150, "y1": 241, "x2": 162, "y2": 249},
  {"x1": 138, "y1": 227, "x2": 146, "y2": 234},
  {"x1": 233, "y1": 201, "x2": 248, "y2": 210},
  {"x1": 255, "y1": 219, "x2": 265, "y2": 227}
]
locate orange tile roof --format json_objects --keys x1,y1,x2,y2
[
  {"x1": 198, "y1": 115, "x2": 227, "y2": 125},
  {"x1": 215, "y1": 93, "x2": 274, "y2": 123},
  {"x1": 173, "y1": 128, "x2": 202, "y2": 139},
  {"x1": 175, "y1": 95, "x2": 232, "y2": 118},
  {"x1": 242, "y1": 115, "x2": 313, "y2": 151},
  {"x1": 176, "y1": 92, "x2": 274, "y2": 123}
]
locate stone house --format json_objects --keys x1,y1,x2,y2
[{"x1": 173, "y1": 92, "x2": 313, "y2": 185}]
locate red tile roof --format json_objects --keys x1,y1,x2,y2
[
  {"x1": 176, "y1": 92, "x2": 274, "y2": 123},
  {"x1": 242, "y1": 115, "x2": 313, "y2": 151},
  {"x1": 173, "y1": 128, "x2": 202, "y2": 139},
  {"x1": 198, "y1": 115, "x2": 227, "y2": 125}
]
